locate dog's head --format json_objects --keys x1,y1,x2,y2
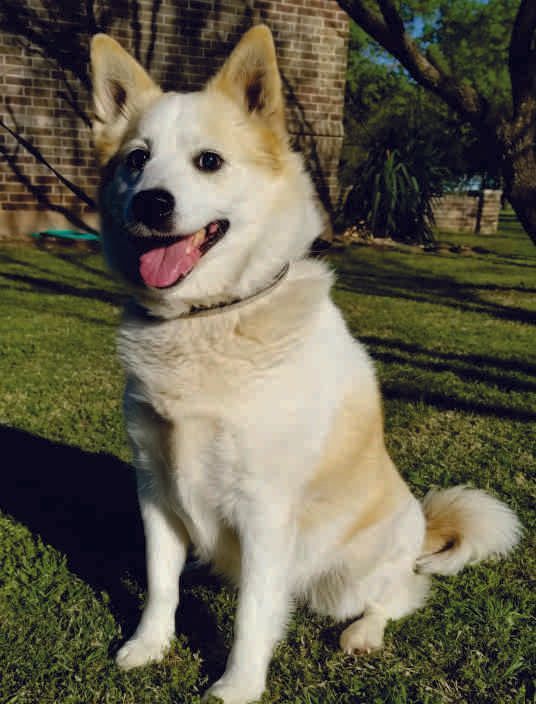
[{"x1": 91, "y1": 26, "x2": 323, "y2": 314}]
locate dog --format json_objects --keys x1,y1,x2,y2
[{"x1": 90, "y1": 25, "x2": 521, "y2": 704}]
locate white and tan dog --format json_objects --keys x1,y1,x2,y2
[{"x1": 90, "y1": 26, "x2": 521, "y2": 704}]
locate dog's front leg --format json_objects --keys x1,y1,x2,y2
[
  {"x1": 204, "y1": 507, "x2": 295, "y2": 704},
  {"x1": 116, "y1": 473, "x2": 189, "y2": 670}
]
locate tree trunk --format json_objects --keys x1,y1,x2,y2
[
  {"x1": 506, "y1": 181, "x2": 536, "y2": 246},
  {"x1": 498, "y1": 101, "x2": 536, "y2": 245}
]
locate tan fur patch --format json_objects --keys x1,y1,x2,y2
[
  {"x1": 422, "y1": 514, "x2": 460, "y2": 555},
  {"x1": 94, "y1": 91, "x2": 161, "y2": 166},
  {"x1": 300, "y1": 385, "x2": 410, "y2": 543},
  {"x1": 200, "y1": 86, "x2": 288, "y2": 172},
  {"x1": 236, "y1": 266, "x2": 333, "y2": 344},
  {"x1": 91, "y1": 33, "x2": 162, "y2": 164},
  {"x1": 210, "y1": 525, "x2": 242, "y2": 584},
  {"x1": 208, "y1": 25, "x2": 287, "y2": 170}
]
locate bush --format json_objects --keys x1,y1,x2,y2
[{"x1": 343, "y1": 145, "x2": 440, "y2": 243}]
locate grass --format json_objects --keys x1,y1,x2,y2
[{"x1": 0, "y1": 214, "x2": 534, "y2": 704}]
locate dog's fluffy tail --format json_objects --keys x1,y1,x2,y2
[{"x1": 416, "y1": 486, "x2": 522, "y2": 576}]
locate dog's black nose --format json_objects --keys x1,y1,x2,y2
[{"x1": 131, "y1": 189, "x2": 175, "y2": 230}]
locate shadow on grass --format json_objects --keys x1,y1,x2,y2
[
  {"x1": 362, "y1": 336, "x2": 536, "y2": 394},
  {"x1": 1, "y1": 272, "x2": 125, "y2": 307},
  {"x1": 382, "y1": 385, "x2": 536, "y2": 422},
  {"x1": 355, "y1": 338, "x2": 536, "y2": 422},
  {"x1": 331, "y1": 248, "x2": 536, "y2": 325},
  {"x1": 0, "y1": 248, "x2": 126, "y2": 310},
  {"x1": 336, "y1": 272, "x2": 536, "y2": 325},
  {"x1": 0, "y1": 246, "x2": 114, "y2": 284},
  {"x1": 361, "y1": 337, "x2": 536, "y2": 376},
  {"x1": 0, "y1": 282, "x2": 119, "y2": 329},
  {"x1": 0, "y1": 425, "x2": 227, "y2": 681}
]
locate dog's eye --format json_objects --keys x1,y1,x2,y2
[
  {"x1": 195, "y1": 151, "x2": 224, "y2": 172},
  {"x1": 126, "y1": 148, "x2": 150, "y2": 172}
]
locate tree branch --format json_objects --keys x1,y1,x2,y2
[
  {"x1": 0, "y1": 1, "x2": 91, "y2": 89},
  {"x1": 0, "y1": 117, "x2": 96, "y2": 209},
  {"x1": 378, "y1": 0, "x2": 404, "y2": 36},
  {"x1": 509, "y1": 0, "x2": 536, "y2": 112},
  {"x1": 336, "y1": 0, "x2": 489, "y2": 128},
  {"x1": 0, "y1": 141, "x2": 98, "y2": 235}
]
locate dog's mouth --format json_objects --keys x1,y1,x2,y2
[{"x1": 130, "y1": 219, "x2": 229, "y2": 289}]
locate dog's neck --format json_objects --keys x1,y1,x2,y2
[{"x1": 129, "y1": 262, "x2": 290, "y2": 322}]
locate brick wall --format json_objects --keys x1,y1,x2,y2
[
  {"x1": 0, "y1": 0, "x2": 348, "y2": 238},
  {"x1": 432, "y1": 190, "x2": 502, "y2": 235}
]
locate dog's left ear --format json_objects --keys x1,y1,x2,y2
[
  {"x1": 210, "y1": 25, "x2": 286, "y2": 136},
  {"x1": 90, "y1": 34, "x2": 162, "y2": 164}
]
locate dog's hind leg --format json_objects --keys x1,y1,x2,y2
[{"x1": 339, "y1": 570, "x2": 429, "y2": 654}]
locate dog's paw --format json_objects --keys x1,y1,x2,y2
[
  {"x1": 115, "y1": 634, "x2": 172, "y2": 670},
  {"x1": 339, "y1": 614, "x2": 385, "y2": 655},
  {"x1": 202, "y1": 676, "x2": 264, "y2": 704}
]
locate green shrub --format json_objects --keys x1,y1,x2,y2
[{"x1": 343, "y1": 145, "x2": 439, "y2": 243}]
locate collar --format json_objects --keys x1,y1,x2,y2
[{"x1": 129, "y1": 262, "x2": 290, "y2": 322}]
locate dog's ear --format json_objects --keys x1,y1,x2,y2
[
  {"x1": 211, "y1": 25, "x2": 286, "y2": 136},
  {"x1": 90, "y1": 34, "x2": 161, "y2": 164}
]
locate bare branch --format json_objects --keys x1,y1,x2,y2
[
  {"x1": 336, "y1": 0, "x2": 489, "y2": 128},
  {"x1": 0, "y1": 141, "x2": 98, "y2": 235},
  {"x1": 509, "y1": 0, "x2": 536, "y2": 112},
  {"x1": 146, "y1": 0, "x2": 163, "y2": 69},
  {"x1": 0, "y1": 117, "x2": 96, "y2": 210},
  {"x1": 378, "y1": 0, "x2": 404, "y2": 36},
  {"x1": 0, "y1": 1, "x2": 91, "y2": 89},
  {"x1": 15, "y1": 36, "x2": 92, "y2": 127},
  {"x1": 337, "y1": 0, "x2": 394, "y2": 51}
]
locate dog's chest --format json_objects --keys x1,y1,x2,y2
[
  {"x1": 118, "y1": 301, "x2": 336, "y2": 571},
  {"x1": 119, "y1": 316, "x2": 275, "y2": 562},
  {"x1": 117, "y1": 314, "x2": 270, "y2": 411},
  {"x1": 168, "y1": 413, "x2": 243, "y2": 566},
  {"x1": 126, "y1": 381, "x2": 244, "y2": 568}
]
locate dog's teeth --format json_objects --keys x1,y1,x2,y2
[{"x1": 192, "y1": 228, "x2": 206, "y2": 247}]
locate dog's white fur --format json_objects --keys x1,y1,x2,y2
[{"x1": 91, "y1": 26, "x2": 522, "y2": 704}]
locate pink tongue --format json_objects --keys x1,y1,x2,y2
[{"x1": 139, "y1": 235, "x2": 201, "y2": 288}]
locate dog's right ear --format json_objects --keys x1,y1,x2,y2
[
  {"x1": 90, "y1": 34, "x2": 161, "y2": 164},
  {"x1": 210, "y1": 25, "x2": 286, "y2": 138}
]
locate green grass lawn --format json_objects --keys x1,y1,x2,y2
[{"x1": 0, "y1": 216, "x2": 534, "y2": 703}]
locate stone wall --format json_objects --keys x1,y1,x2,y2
[
  {"x1": 432, "y1": 190, "x2": 502, "y2": 235},
  {"x1": 0, "y1": 0, "x2": 348, "y2": 238}
]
